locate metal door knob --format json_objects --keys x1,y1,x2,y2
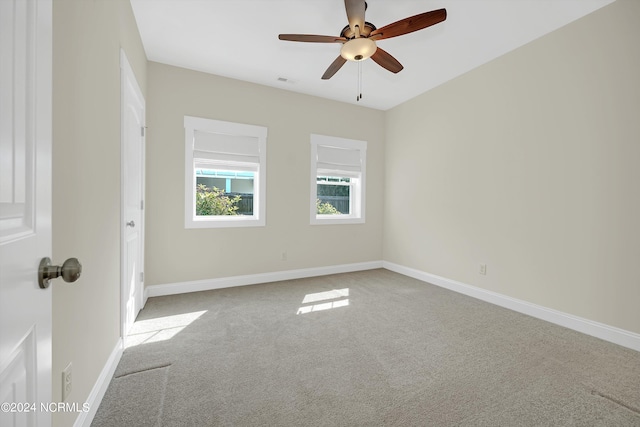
[
  {"x1": 126, "y1": 220, "x2": 135, "y2": 227},
  {"x1": 38, "y1": 257, "x2": 82, "y2": 289}
]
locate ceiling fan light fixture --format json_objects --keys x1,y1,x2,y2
[{"x1": 340, "y1": 38, "x2": 377, "y2": 61}]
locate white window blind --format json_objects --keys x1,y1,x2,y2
[
  {"x1": 316, "y1": 145, "x2": 362, "y2": 177},
  {"x1": 193, "y1": 130, "x2": 261, "y2": 166}
]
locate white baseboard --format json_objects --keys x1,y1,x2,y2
[
  {"x1": 383, "y1": 261, "x2": 640, "y2": 352},
  {"x1": 74, "y1": 338, "x2": 123, "y2": 427},
  {"x1": 145, "y1": 261, "x2": 384, "y2": 299}
]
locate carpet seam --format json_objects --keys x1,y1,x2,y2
[
  {"x1": 114, "y1": 363, "x2": 172, "y2": 379},
  {"x1": 155, "y1": 365, "x2": 171, "y2": 426},
  {"x1": 591, "y1": 390, "x2": 640, "y2": 416}
]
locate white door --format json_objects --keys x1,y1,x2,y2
[
  {"x1": 121, "y1": 51, "x2": 145, "y2": 339},
  {"x1": 0, "y1": 0, "x2": 53, "y2": 426}
]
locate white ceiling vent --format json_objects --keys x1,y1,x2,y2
[{"x1": 277, "y1": 77, "x2": 296, "y2": 84}]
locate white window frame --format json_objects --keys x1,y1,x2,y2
[
  {"x1": 310, "y1": 134, "x2": 366, "y2": 225},
  {"x1": 184, "y1": 116, "x2": 267, "y2": 228}
]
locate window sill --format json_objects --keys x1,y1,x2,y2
[
  {"x1": 186, "y1": 216, "x2": 265, "y2": 229},
  {"x1": 311, "y1": 215, "x2": 365, "y2": 225}
]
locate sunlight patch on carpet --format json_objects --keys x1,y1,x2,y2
[
  {"x1": 298, "y1": 288, "x2": 349, "y2": 314},
  {"x1": 125, "y1": 310, "x2": 207, "y2": 348}
]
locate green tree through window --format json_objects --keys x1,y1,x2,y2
[
  {"x1": 316, "y1": 199, "x2": 341, "y2": 214},
  {"x1": 195, "y1": 184, "x2": 241, "y2": 216}
]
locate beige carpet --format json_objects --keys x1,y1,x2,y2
[{"x1": 92, "y1": 269, "x2": 640, "y2": 426}]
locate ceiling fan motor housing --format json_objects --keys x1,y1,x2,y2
[{"x1": 340, "y1": 22, "x2": 376, "y2": 39}]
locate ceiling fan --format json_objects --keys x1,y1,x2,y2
[{"x1": 278, "y1": 0, "x2": 447, "y2": 80}]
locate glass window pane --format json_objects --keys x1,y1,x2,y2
[
  {"x1": 317, "y1": 176, "x2": 350, "y2": 215},
  {"x1": 195, "y1": 169, "x2": 254, "y2": 216}
]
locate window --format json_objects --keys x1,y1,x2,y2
[
  {"x1": 310, "y1": 134, "x2": 366, "y2": 225},
  {"x1": 184, "y1": 116, "x2": 267, "y2": 228}
]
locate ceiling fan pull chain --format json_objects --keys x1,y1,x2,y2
[
  {"x1": 357, "y1": 60, "x2": 363, "y2": 102},
  {"x1": 356, "y1": 61, "x2": 362, "y2": 101},
  {"x1": 356, "y1": 61, "x2": 360, "y2": 101},
  {"x1": 360, "y1": 60, "x2": 363, "y2": 100}
]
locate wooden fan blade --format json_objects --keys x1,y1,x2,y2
[
  {"x1": 279, "y1": 34, "x2": 347, "y2": 43},
  {"x1": 371, "y1": 48, "x2": 403, "y2": 74},
  {"x1": 370, "y1": 8, "x2": 446, "y2": 41},
  {"x1": 322, "y1": 56, "x2": 347, "y2": 80},
  {"x1": 344, "y1": 0, "x2": 365, "y2": 33}
]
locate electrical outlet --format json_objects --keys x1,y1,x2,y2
[
  {"x1": 479, "y1": 264, "x2": 487, "y2": 275},
  {"x1": 62, "y1": 363, "x2": 72, "y2": 401}
]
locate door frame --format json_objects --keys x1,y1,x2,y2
[{"x1": 120, "y1": 49, "x2": 146, "y2": 340}]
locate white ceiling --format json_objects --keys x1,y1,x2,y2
[{"x1": 130, "y1": 0, "x2": 614, "y2": 111}]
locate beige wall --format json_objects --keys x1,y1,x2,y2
[
  {"x1": 384, "y1": 0, "x2": 640, "y2": 334},
  {"x1": 52, "y1": 1, "x2": 146, "y2": 426},
  {"x1": 145, "y1": 62, "x2": 385, "y2": 285}
]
